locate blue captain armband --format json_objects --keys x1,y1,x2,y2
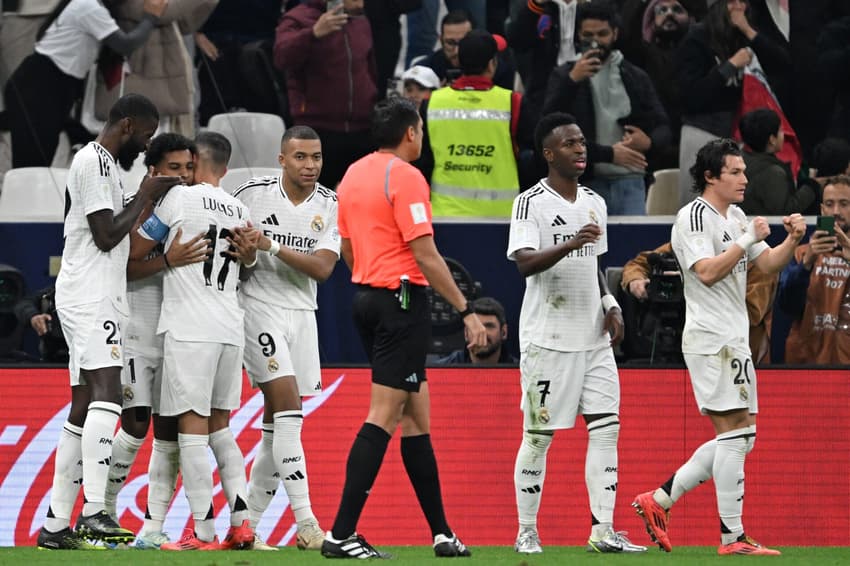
[{"x1": 140, "y1": 213, "x2": 170, "y2": 243}]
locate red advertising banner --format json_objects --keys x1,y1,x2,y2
[{"x1": 0, "y1": 368, "x2": 848, "y2": 547}]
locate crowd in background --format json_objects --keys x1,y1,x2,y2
[{"x1": 2, "y1": 0, "x2": 850, "y2": 366}]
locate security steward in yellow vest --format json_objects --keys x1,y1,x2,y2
[{"x1": 417, "y1": 30, "x2": 528, "y2": 218}]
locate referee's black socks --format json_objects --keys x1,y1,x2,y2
[
  {"x1": 401, "y1": 434, "x2": 451, "y2": 539},
  {"x1": 331, "y1": 422, "x2": 391, "y2": 540}
]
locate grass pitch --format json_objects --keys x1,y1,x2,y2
[{"x1": 3, "y1": 546, "x2": 850, "y2": 565}]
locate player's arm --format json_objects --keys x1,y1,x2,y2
[
  {"x1": 512, "y1": 222, "x2": 602, "y2": 277},
  {"x1": 597, "y1": 262, "x2": 624, "y2": 346},
  {"x1": 127, "y1": 228, "x2": 209, "y2": 281},
  {"x1": 254, "y1": 233, "x2": 338, "y2": 283},
  {"x1": 408, "y1": 235, "x2": 487, "y2": 348},
  {"x1": 88, "y1": 175, "x2": 180, "y2": 252},
  {"x1": 752, "y1": 214, "x2": 807, "y2": 274},
  {"x1": 691, "y1": 217, "x2": 772, "y2": 286}
]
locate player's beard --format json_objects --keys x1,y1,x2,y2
[{"x1": 116, "y1": 143, "x2": 142, "y2": 171}]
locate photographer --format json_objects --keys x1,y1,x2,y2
[
  {"x1": 13, "y1": 286, "x2": 69, "y2": 363},
  {"x1": 621, "y1": 241, "x2": 777, "y2": 364}
]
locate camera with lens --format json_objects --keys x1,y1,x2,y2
[
  {"x1": 38, "y1": 288, "x2": 69, "y2": 363},
  {"x1": 621, "y1": 252, "x2": 685, "y2": 364}
]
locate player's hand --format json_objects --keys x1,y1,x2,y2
[
  {"x1": 751, "y1": 216, "x2": 770, "y2": 242},
  {"x1": 603, "y1": 307, "x2": 624, "y2": 346},
  {"x1": 569, "y1": 49, "x2": 603, "y2": 82},
  {"x1": 313, "y1": 5, "x2": 348, "y2": 38},
  {"x1": 30, "y1": 313, "x2": 51, "y2": 336},
  {"x1": 228, "y1": 224, "x2": 261, "y2": 264},
  {"x1": 143, "y1": 0, "x2": 169, "y2": 18},
  {"x1": 628, "y1": 278, "x2": 650, "y2": 301},
  {"x1": 138, "y1": 174, "x2": 181, "y2": 201},
  {"x1": 782, "y1": 213, "x2": 806, "y2": 241},
  {"x1": 463, "y1": 313, "x2": 487, "y2": 350},
  {"x1": 622, "y1": 125, "x2": 651, "y2": 154},
  {"x1": 194, "y1": 32, "x2": 219, "y2": 60},
  {"x1": 164, "y1": 228, "x2": 210, "y2": 267},
  {"x1": 566, "y1": 222, "x2": 603, "y2": 252},
  {"x1": 612, "y1": 142, "x2": 648, "y2": 171}
]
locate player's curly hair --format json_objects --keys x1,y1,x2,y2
[
  {"x1": 143, "y1": 133, "x2": 196, "y2": 169},
  {"x1": 689, "y1": 138, "x2": 741, "y2": 194}
]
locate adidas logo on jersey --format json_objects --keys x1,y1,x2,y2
[
  {"x1": 551, "y1": 215, "x2": 567, "y2": 227},
  {"x1": 405, "y1": 373, "x2": 419, "y2": 384},
  {"x1": 722, "y1": 231, "x2": 732, "y2": 242},
  {"x1": 262, "y1": 214, "x2": 280, "y2": 226}
]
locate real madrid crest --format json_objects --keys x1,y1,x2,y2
[
  {"x1": 123, "y1": 385, "x2": 134, "y2": 402},
  {"x1": 589, "y1": 210, "x2": 599, "y2": 224},
  {"x1": 268, "y1": 358, "x2": 280, "y2": 373},
  {"x1": 739, "y1": 386, "x2": 748, "y2": 402},
  {"x1": 538, "y1": 407, "x2": 550, "y2": 424},
  {"x1": 311, "y1": 215, "x2": 324, "y2": 232},
  {"x1": 111, "y1": 346, "x2": 120, "y2": 360}
]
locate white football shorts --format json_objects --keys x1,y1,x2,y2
[
  {"x1": 684, "y1": 345, "x2": 758, "y2": 415},
  {"x1": 242, "y1": 300, "x2": 322, "y2": 395},
  {"x1": 159, "y1": 333, "x2": 243, "y2": 417},
  {"x1": 58, "y1": 298, "x2": 127, "y2": 386},
  {"x1": 519, "y1": 344, "x2": 620, "y2": 431}
]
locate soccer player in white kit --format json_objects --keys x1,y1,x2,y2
[
  {"x1": 231, "y1": 126, "x2": 339, "y2": 551},
  {"x1": 135, "y1": 131, "x2": 254, "y2": 550},
  {"x1": 632, "y1": 138, "x2": 805, "y2": 556},
  {"x1": 37, "y1": 94, "x2": 180, "y2": 550},
  {"x1": 102, "y1": 133, "x2": 209, "y2": 549},
  {"x1": 508, "y1": 113, "x2": 646, "y2": 555}
]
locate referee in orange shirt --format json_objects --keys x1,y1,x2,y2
[{"x1": 321, "y1": 96, "x2": 487, "y2": 559}]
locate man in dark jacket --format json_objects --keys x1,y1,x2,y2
[
  {"x1": 542, "y1": 1, "x2": 671, "y2": 215},
  {"x1": 274, "y1": 0, "x2": 377, "y2": 188}
]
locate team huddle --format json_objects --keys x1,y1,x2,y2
[
  {"x1": 38, "y1": 94, "x2": 335, "y2": 552},
  {"x1": 36, "y1": 93, "x2": 807, "y2": 557}
]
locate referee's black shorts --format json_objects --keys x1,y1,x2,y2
[{"x1": 352, "y1": 283, "x2": 431, "y2": 392}]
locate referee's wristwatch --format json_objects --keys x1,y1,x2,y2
[{"x1": 458, "y1": 304, "x2": 474, "y2": 319}]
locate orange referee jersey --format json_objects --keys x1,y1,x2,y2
[{"x1": 337, "y1": 151, "x2": 433, "y2": 288}]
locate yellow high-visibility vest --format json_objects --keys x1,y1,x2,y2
[{"x1": 427, "y1": 85, "x2": 519, "y2": 217}]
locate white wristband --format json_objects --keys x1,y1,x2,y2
[
  {"x1": 267, "y1": 239, "x2": 281, "y2": 256},
  {"x1": 601, "y1": 294, "x2": 620, "y2": 313},
  {"x1": 243, "y1": 254, "x2": 258, "y2": 269},
  {"x1": 735, "y1": 231, "x2": 756, "y2": 251}
]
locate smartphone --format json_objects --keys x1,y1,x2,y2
[
  {"x1": 327, "y1": 0, "x2": 343, "y2": 11},
  {"x1": 816, "y1": 215, "x2": 835, "y2": 235}
]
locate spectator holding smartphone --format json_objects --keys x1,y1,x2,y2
[{"x1": 776, "y1": 175, "x2": 850, "y2": 364}]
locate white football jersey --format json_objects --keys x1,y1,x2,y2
[
  {"x1": 507, "y1": 180, "x2": 609, "y2": 353},
  {"x1": 671, "y1": 197, "x2": 767, "y2": 355},
  {"x1": 146, "y1": 183, "x2": 251, "y2": 345},
  {"x1": 56, "y1": 142, "x2": 129, "y2": 314},
  {"x1": 233, "y1": 175, "x2": 340, "y2": 310},
  {"x1": 126, "y1": 266, "x2": 164, "y2": 357}
]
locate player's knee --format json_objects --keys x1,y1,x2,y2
[
  {"x1": 523, "y1": 430, "x2": 553, "y2": 456},
  {"x1": 587, "y1": 414, "x2": 619, "y2": 448},
  {"x1": 121, "y1": 407, "x2": 150, "y2": 438}
]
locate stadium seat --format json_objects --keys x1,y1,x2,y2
[
  {"x1": 221, "y1": 167, "x2": 280, "y2": 194},
  {"x1": 645, "y1": 168, "x2": 679, "y2": 215},
  {"x1": 0, "y1": 167, "x2": 68, "y2": 222},
  {"x1": 207, "y1": 112, "x2": 285, "y2": 169}
]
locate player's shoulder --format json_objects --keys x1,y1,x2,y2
[
  {"x1": 676, "y1": 197, "x2": 715, "y2": 232},
  {"x1": 578, "y1": 183, "x2": 607, "y2": 212},
  {"x1": 727, "y1": 204, "x2": 748, "y2": 222},
  {"x1": 512, "y1": 182, "x2": 548, "y2": 220},
  {"x1": 70, "y1": 142, "x2": 112, "y2": 174},
  {"x1": 232, "y1": 175, "x2": 279, "y2": 200},
  {"x1": 314, "y1": 183, "x2": 337, "y2": 203}
]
